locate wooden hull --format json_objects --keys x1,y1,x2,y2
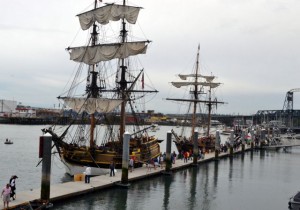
[{"x1": 60, "y1": 136, "x2": 161, "y2": 175}]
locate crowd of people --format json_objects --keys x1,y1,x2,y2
[{"x1": 145, "y1": 151, "x2": 179, "y2": 171}]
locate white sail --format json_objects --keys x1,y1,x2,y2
[
  {"x1": 62, "y1": 97, "x2": 122, "y2": 114},
  {"x1": 69, "y1": 42, "x2": 148, "y2": 65},
  {"x1": 171, "y1": 81, "x2": 221, "y2": 89},
  {"x1": 78, "y1": 4, "x2": 141, "y2": 30},
  {"x1": 178, "y1": 74, "x2": 215, "y2": 82}
]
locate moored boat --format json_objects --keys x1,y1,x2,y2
[
  {"x1": 166, "y1": 45, "x2": 224, "y2": 155},
  {"x1": 42, "y1": 0, "x2": 160, "y2": 175},
  {"x1": 4, "y1": 138, "x2": 13, "y2": 144},
  {"x1": 289, "y1": 191, "x2": 300, "y2": 209}
]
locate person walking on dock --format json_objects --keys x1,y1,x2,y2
[
  {"x1": 1, "y1": 183, "x2": 11, "y2": 209},
  {"x1": 129, "y1": 157, "x2": 134, "y2": 172},
  {"x1": 172, "y1": 151, "x2": 177, "y2": 164},
  {"x1": 109, "y1": 161, "x2": 115, "y2": 177},
  {"x1": 147, "y1": 159, "x2": 151, "y2": 172},
  {"x1": 9, "y1": 175, "x2": 18, "y2": 200},
  {"x1": 184, "y1": 151, "x2": 188, "y2": 163},
  {"x1": 84, "y1": 166, "x2": 91, "y2": 183}
]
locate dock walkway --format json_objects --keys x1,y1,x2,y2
[
  {"x1": 1, "y1": 147, "x2": 251, "y2": 210},
  {"x1": 262, "y1": 143, "x2": 300, "y2": 150}
]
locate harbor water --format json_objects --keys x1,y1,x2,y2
[{"x1": 1, "y1": 124, "x2": 299, "y2": 209}]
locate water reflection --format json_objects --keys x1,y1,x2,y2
[
  {"x1": 199, "y1": 164, "x2": 212, "y2": 210},
  {"x1": 213, "y1": 161, "x2": 218, "y2": 190},
  {"x1": 260, "y1": 149, "x2": 265, "y2": 159},
  {"x1": 114, "y1": 188, "x2": 128, "y2": 210},
  {"x1": 228, "y1": 157, "x2": 233, "y2": 193},
  {"x1": 163, "y1": 175, "x2": 172, "y2": 210},
  {"x1": 228, "y1": 157, "x2": 233, "y2": 181},
  {"x1": 188, "y1": 166, "x2": 198, "y2": 210},
  {"x1": 240, "y1": 153, "x2": 244, "y2": 180}
]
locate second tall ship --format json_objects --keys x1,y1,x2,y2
[{"x1": 167, "y1": 45, "x2": 224, "y2": 155}]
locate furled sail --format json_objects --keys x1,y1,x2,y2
[
  {"x1": 69, "y1": 41, "x2": 148, "y2": 65},
  {"x1": 171, "y1": 82, "x2": 220, "y2": 89},
  {"x1": 178, "y1": 74, "x2": 215, "y2": 82},
  {"x1": 62, "y1": 97, "x2": 122, "y2": 114},
  {"x1": 78, "y1": 4, "x2": 141, "y2": 30}
]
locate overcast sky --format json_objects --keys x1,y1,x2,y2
[{"x1": 0, "y1": 0, "x2": 299, "y2": 115}]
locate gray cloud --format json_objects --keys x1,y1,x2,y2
[{"x1": 0, "y1": 0, "x2": 299, "y2": 115}]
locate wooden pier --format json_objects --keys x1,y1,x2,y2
[{"x1": 1, "y1": 146, "x2": 253, "y2": 210}]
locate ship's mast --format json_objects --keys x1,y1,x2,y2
[
  {"x1": 191, "y1": 45, "x2": 200, "y2": 139},
  {"x1": 206, "y1": 87, "x2": 212, "y2": 137},
  {"x1": 88, "y1": 0, "x2": 100, "y2": 149},
  {"x1": 166, "y1": 46, "x2": 225, "y2": 142},
  {"x1": 119, "y1": 0, "x2": 128, "y2": 143}
]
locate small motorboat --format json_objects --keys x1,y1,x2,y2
[
  {"x1": 288, "y1": 191, "x2": 300, "y2": 209},
  {"x1": 4, "y1": 139, "x2": 13, "y2": 144}
]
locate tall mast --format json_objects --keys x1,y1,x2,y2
[
  {"x1": 191, "y1": 44, "x2": 200, "y2": 138},
  {"x1": 206, "y1": 87, "x2": 212, "y2": 137},
  {"x1": 88, "y1": 0, "x2": 99, "y2": 149},
  {"x1": 119, "y1": 0, "x2": 128, "y2": 143}
]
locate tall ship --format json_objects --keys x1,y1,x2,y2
[
  {"x1": 167, "y1": 45, "x2": 224, "y2": 154},
  {"x1": 42, "y1": 0, "x2": 161, "y2": 175}
]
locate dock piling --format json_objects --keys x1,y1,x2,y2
[
  {"x1": 120, "y1": 131, "x2": 130, "y2": 186},
  {"x1": 229, "y1": 130, "x2": 234, "y2": 156},
  {"x1": 241, "y1": 130, "x2": 245, "y2": 153},
  {"x1": 40, "y1": 134, "x2": 52, "y2": 202},
  {"x1": 215, "y1": 130, "x2": 220, "y2": 160},
  {"x1": 164, "y1": 131, "x2": 172, "y2": 174},
  {"x1": 250, "y1": 129, "x2": 254, "y2": 150},
  {"x1": 193, "y1": 131, "x2": 199, "y2": 165}
]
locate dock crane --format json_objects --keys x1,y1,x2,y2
[{"x1": 282, "y1": 88, "x2": 300, "y2": 127}]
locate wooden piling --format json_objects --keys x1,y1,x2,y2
[
  {"x1": 193, "y1": 131, "x2": 199, "y2": 165},
  {"x1": 165, "y1": 131, "x2": 172, "y2": 173},
  {"x1": 230, "y1": 130, "x2": 234, "y2": 156},
  {"x1": 121, "y1": 132, "x2": 130, "y2": 185},
  {"x1": 215, "y1": 130, "x2": 220, "y2": 160},
  {"x1": 250, "y1": 129, "x2": 254, "y2": 149},
  {"x1": 241, "y1": 130, "x2": 245, "y2": 153},
  {"x1": 40, "y1": 134, "x2": 52, "y2": 201}
]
